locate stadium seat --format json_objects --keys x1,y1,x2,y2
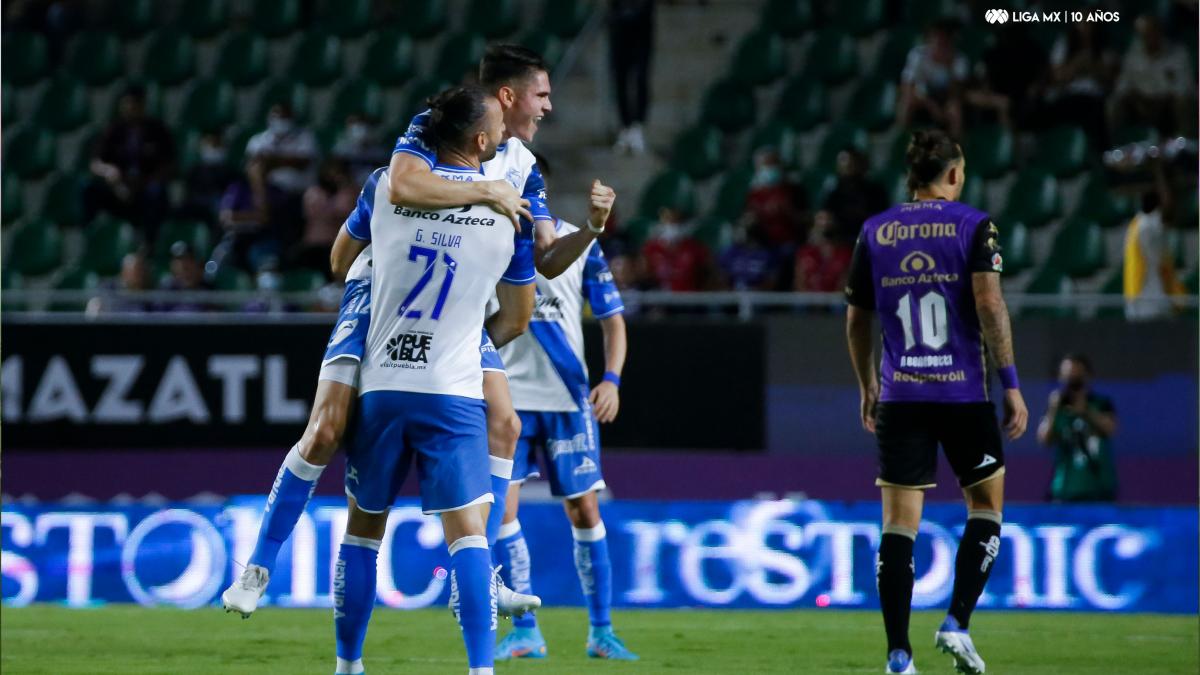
[
  {"x1": 542, "y1": 0, "x2": 591, "y2": 39},
  {"x1": 434, "y1": 32, "x2": 488, "y2": 84},
  {"x1": 830, "y1": 0, "x2": 885, "y2": 36},
  {"x1": 1185, "y1": 267, "x2": 1200, "y2": 294},
  {"x1": 289, "y1": 32, "x2": 343, "y2": 87},
  {"x1": 639, "y1": 170, "x2": 697, "y2": 219},
  {"x1": 1095, "y1": 266, "x2": 1126, "y2": 318},
  {"x1": 999, "y1": 170, "x2": 1061, "y2": 228},
  {"x1": 398, "y1": 0, "x2": 448, "y2": 38},
  {"x1": 694, "y1": 214, "x2": 731, "y2": 251},
  {"x1": 34, "y1": 77, "x2": 90, "y2": 132},
  {"x1": 467, "y1": 0, "x2": 518, "y2": 37},
  {"x1": 846, "y1": 76, "x2": 898, "y2": 132},
  {"x1": 1165, "y1": 227, "x2": 1187, "y2": 271},
  {"x1": 998, "y1": 221, "x2": 1032, "y2": 276},
  {"x1": 1032, "y1": 126, "x2": 1089, "y2": 177},
  {"x1": 49, "y1": 266, "x2": 101, "y2": 312},
  {"x1": 225, "y1": 126, "x2": 259, "y2": 169},
  {"x1": 282, "y1": 269, "x2": 327, "y2": 292},
  {"x1": 2, "y1": 266, "x2": 23, "y2": 291},
  {"x1": 3, "y1": 32, "x2": 49, "y2": 86},
  {"x1": 516, "y1": 31, "x2": 565, "y2": 71},
  {"x1": 1051, "y1": 219, "x2": 1106, "y2": 278},
  {"x1": 759, "y1": 0, "x2": 813, "y2": 38},
  {"x1": 622, "y1": 215, "x2": 656, "y2": 250},
  {"x1": 880, "y1": 131, "x2": 914, "y2": 180},
  {"x1": 775, "y1": 78, "x2": 828, "y2": 132},
  {"x1": 317, "y1": 0, "x2": 372, "y2": 38},
  {"x1": 178, "y1": 0, "x2": 228, "y2": 39},
  {"x1": 904, "y1": 0, "x2": 957, "y2": 23},
  {"x1": 711, "y1": 166, "x2": 754, "y2": 221},
  {"x1": 3, "y1": 173, "x2": 23, "y2": 225},
  {"x1": 65, "y1": 32, "x2": 124, "y2": 86},
  {"x1": 142, "y1": 31, "x2": 196, "y2": 86},
  {"x1": 81, "y1": 218, "x2": 139, "y2": 276},
  {"x1": 965, "y1": 124, "x2": 1014, "y2": 179},
  {"x1": 212, "y1": 265, "x2": 253, "y2": 291},
  {"x1": 111, "y1": 0, "x2": 156, "y2": 38},
  {"x1": 155, "y1": 220, "x2": 213, "y2": 264},
  {"x1": 256, "y1": 80, "x2": 310, "y2": 124},
  {"x1": 801, "y1": 32, "x2": 859, "y2": 85},
  {"x1": 957, "y1": 26, "x2": 994, "y2": 66},
  {"x1": 1112, "y1": 125, "x2": 1158, "y2": 146},
  {"x1": 253, "y1": 0, "x2": 300, "y2": 38},
  {"x1": 731, "y1": 30, "x2": 786, "y2": 87},
  {"x1": 326, "y1": 79, "x2": 384, "y2": 127},
  {"x1": 872, "y1": 28, "x2": 919, "y2": 80},
  {"x1": 960, "y1": 176, "x2": 987, "y2": 211},
  {"x1": 700, "y1": 79, "x2": 756, "y2": 133},
  {"x1": 670, "y1": 125, "x2": 724, "y2": 180},
  {"x1": 1073, "y1": 173, "x2": 1136, "y2": 228},
  {"x1": 812, "y1": 122, "x2": 869, "y2": 172},
  {"x1": 746, "y1": 120, "x2": 799, "y2": 167},
  {"x1": 180, "y1": 80, "x2": 236, "y2": 133},
  {"x1": 362, "y1": 30, "x2": 417, "y2": 87},
  {"x1": 4, "y1": 126, "x2": 58, "y2": 179},
  {"x1": 40, "y1": 173, "x2": 87, "y2": 228},
  {"x1": 2, "y1": 82, "x2": 14, "y2": 126},
  {"x1": 7, "y1": 219, "x2": 64, "y2": 276},
  {"x1": 402, "y1": 78, "x2": 453, "y2": 119},
  {"x1": 1022, "y1": 264, "x2": 1076, "y2": 318},
  {"x1": 214, "y1": 31, "x2": 268, "y2": 87},
  {"x1": 805, "y1": 170, "x2": 838, "y2": 206}
]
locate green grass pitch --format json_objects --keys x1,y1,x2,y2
[{"x1": 2, "y1": 605, "x2": 1196, "y2": 674}]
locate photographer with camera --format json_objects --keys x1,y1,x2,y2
[{"x1": 1037, "y1": 354, "x2": 1119, "y2": 502}]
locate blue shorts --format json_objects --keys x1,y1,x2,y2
[
  {"x1": 512, "y1": 407, "x2": 606, "y2": 499},
  {"x1": 345, "y1": 391, "x2": 492, "y2": 514},
  {"x1": 323, "y1": 278, "x2": 371, "y2": 365}
]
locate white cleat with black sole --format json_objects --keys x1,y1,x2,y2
[
  {"x1": 222, "y1": 564, "x2": 269, "y2": 618},
  {"x1": 493, "y1": 565, "x2": 541, "y2": 618},
  {"x1": 935, "y1": 629, "x2": 986, "y2": 674}
]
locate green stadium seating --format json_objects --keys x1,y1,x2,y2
[
  {"x1": 965, "y1": 124, "x2": 1014, "y2": 179},
  {"x1": 34, "y1": 77, "x2": 90, "y2": 132},
  {"x1": 1096, "y1": 266, "x2": 1125, "y2": 318},
  {"x1": 880, "y1": 130, "x2": 914, "y2": 179},
  {"x1": 1173, "y1": 189, "x2": 1197, "y2": 230},
  {"x1": 775, "y1": 78, "x2": 828, "y2": 132},
  {"x1": 999, "y1": 170, "x2": 1061, "y2": 228},
  {"x1": 81, "y1": 218, "x2": 139, "y2": 276},
  {"x1": 289, "y1": 32, "x2": 343, "y2": 87},
  {"x1": 639, "y1": 170, "x2": 697, "y2": 219},
  {"x1": 434, "y1": 32, "x2": 488, "y2": 84},
  {"x1": 212, "y1": 265, "x2": 254, "y2": 291},
  {"x1": 731, "y1": 30, "x2": 786, "y2": 87},
  {"x1": 904, "y1": 0, "x2": 957, "y2": 23},
  {"x1": 253, "y1": 0, "x2": 300, "y2": 38},
  {"x1": 7, "y1": 219, "x2": 64, "y2": 276},
  {"x1": 318, "y1": 0, "x2": 372, "y2": 37},
  {"x1": 670, "y1": 125, "x2": 724, "y2": 180},
  {"x1": 846, "y1": 76, "x2": 898, "y2": 132},
  {"x1": 214, "y1": 31, "x2": 268, "y2": 87},
  {"x1": 622, "y1": 215, "x2": 656, "y2": 250},
  {"x1": 516, "y1": 31, "x2": 565, "y2": 71},
  {"x1": 399, "y1": 0, "x2": 448, "y2": 38},
  {"x1": 403, "y1": 78, "x2": 453, "y2": 119},
  {"x1": 180, "y1": 80, "x2": 236, "y2": 133},
  {"x1": 700, "y1": 79, "x2": 756, "y2": 133},
  {"x1": 960, "y1": 176, "x2": 987, "y2": 212},
  {"x1": 326, "y1": 79, "x2": 384, "y2": 126},
  {"x1": 178, "y1": 0, "x2": 228, "y2": 39},
  {"x1": 226, "y1": 126, "x2": 259, "y2": 169},
  {"x1": 362, "y1": 30, "x2": 417, "y2": 87},
  {"x1": 154, "y1": 220, "x2": 213, "y2": 264},
  {"x1": 759, "y1": 0, "x2": 813, "y2": 37},
  {"x1": 111, "y1": 0, "x2": 156, "y2": 38},
  {"x1": 872, "y1": 28, "x2": 919, "y2": 80},
  {"x1": 1051, "y1": 219, "x2": 1106, "y2": 278},
  {"x1": 1112, "y1": 125, "x2": 1158, "y2": 146},
  {"x1": 4, "y1": 126, "x2": 57, "y2": 179},
  {"x1": 49, "y1": 266, "x2": 101, "y2": 312},
  {"x1": 1032, "y1": 126, "x2": 1089, "y2": 177},
  {"x1": 711, "y1": 166, "x2": 755, "y2": 220},
  {"x1": 812, "y1": 122, "x2": 868, "y2": 172},
  {"x1": 40, "y1": 173, "x2": 87, "y2": 228},
  {"x1": 1165, "y1": 227, "x2": 1188, "y2": 271},
  {"x1": 1073, "y1": 173, "x2": 1136, "y2": 228},
  {"x1": 3, "y1": 266, "x2": 23, "y2": 290},
  {"x1": 256, "y1": 80, "x2": 310, "y2": 123},
  {"x1": 806, "y1": 171, "x2": 838, "y2": 205},
  {"x1": 3, "y1": 32, "x2": 49, "y2": 86},
  {"x1": 282, "y1": 269, "x2": 327, "y2": 292},
  {"x1": 467, "y1": 0, "x2": 518, "y2": 37},
  {"x1": 745, "y1": 120, "x2": 799, "y2": 168},
  {"x1": 957, "y1": 26, "x2": 993, "y2": 66},
  {"x1": 1185, "y1": 268, "x2": 1199, "y2": 294},
  {"x1": 142, "y1": 31, "x2": 196, "y2": 86},
  {"x1": 65, "y1": 32, "x2": 124, "y2": 86},
  {"x1": 998, "y1": 221, "x2": 1032, "y2": 276},
  {"x1": 831, "y1": 0, "x2": 885, "y2": 36},
  {"x1": 2, "y1": 82, "x2": 14, "y2": 127},
  {"x1": 1022, "y1": 265, "x2": 1076, "y2": 318},
  {"x1": 694, "y1": 214, "x2": 731, "y2": 251},
  {"x1": 3, "y1": 172, "x2": 24, "y2": 225},
  {"x1": 542, "y1": 0, "x2": 591, "y2": 39},
  {"x1": 801, "y1": 32, "x2": 859, "y2": 85},
  {"x1": 109, "y1": 80, "x2": 165, "y2": 119}
]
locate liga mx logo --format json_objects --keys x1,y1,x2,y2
[{"x1": 985, "y1": 9, "x2": 1009, "y2": 24}]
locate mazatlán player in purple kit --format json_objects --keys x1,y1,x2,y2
[{"x1": 844, "y1": 129, "x2": 1028, "y2": 675}]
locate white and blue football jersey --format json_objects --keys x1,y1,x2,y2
[
  {"x1": 497, "y1": 218, "x2": 625, "y2": 412},
  {"x1": 346, "y1": 166, "x2": 535, "y2": 399}
]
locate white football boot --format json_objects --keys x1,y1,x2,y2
[{"x1": 222, "y1": 564, "x2": 269, "y2": 618}]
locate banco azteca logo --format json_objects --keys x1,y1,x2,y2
[
  {"x1": 986, "y1": 9, "x2": 1010, "y2": 24},
  {"x1": 899, "y1": 250, "x2": 936, "y2": 273}
]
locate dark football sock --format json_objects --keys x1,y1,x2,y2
[
  {"x1": 948, "y1": 510, "x2": 1002, "y2": 630},
  {"x1": 877, "y1": 527, "x2": 917, "y2": 656}
]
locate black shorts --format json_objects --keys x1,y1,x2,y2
[{"x1": 873, "y1": 401, "x2": 1005, "y2": 489}]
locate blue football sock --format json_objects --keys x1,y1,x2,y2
[
  {"x1": 573, "y1": 522, "x2": 612, "y2": 628},
  {"x1": 495, "y1": 519, "x2": 538, "y2": 629},
  {"x1": 249, "y1": 445, "x2": 324, "y2": 573},
  {"x1": 449, "y1": 535, "x2": 496, "y2": 670},
  {"x1": 485, "y1": 456, "x2": 512, "y2": 547},
  {"x1": 333, "y1": 535, "x2": 380, "y2": 673}
]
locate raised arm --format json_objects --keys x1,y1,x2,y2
[
  {"x1": 486, "y1": 281, "x2": 535, "y2": 348},
  {"x1": 535, "y1": 180, "x2": 616, "y2": 278}
]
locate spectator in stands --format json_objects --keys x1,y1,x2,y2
[
  {"x1": 793, "y1": 209, "x2": 851, "y2": 293},
  {"x1": 181, "y1": 130, "x2": 238, "y2": 223},
  {"x1": 87, "y1": 248, "x2": 152, "y2": 315},
  {"x1": 897, "y1": 19, "x2": 967, "y2": 138},
  {"x1": 1044, "y1": 22, "x2": 1115, "y2": 149},
  {"x1": 610, "y1": 0, "x2": 654, "y2": 155},
  {"x1": 245, "y1": 102, "x2": 317, "y2": 228},
  {"x1": 639, "y1": 207, "x2": 710, "y2": 291},
  {"x1": 745, "y1": 147, "x2": 807, "y2": 249},
  {"x1": 1037, "y1": 353, "x2": 1118, "y2": 502},
  {"x1": 158, "y1": 241, "x2": 213, "y2": 312},
  {"x1": 965, "y1": 23, "x2": 1048, "y2": 129},
  {"x1": 1124, "y1": 188, "x2": 1186, "y2": 321},
  {"x1": 717, "y1": 220, "x2": 779, "y2": 291},
  {"x1": 1112, "y1": 15, "x2": 1196, "y2": 137},
  {"x1": 331, "y1": 113, "x2": 389, "y2": 185},
  {"x1": 294, "y1": 159, "x2": 357, "y2": 274},
  {"x1": 85, "y1": 84, "x2": 174, "y2": 238},
  {"x1": 823, "y1": 148, "x2": 887, "y2": 246},
  {"x1": 212, "y1": 158, "x2": 287, "y2": 275}
]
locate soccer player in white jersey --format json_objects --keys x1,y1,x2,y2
[
  {"x1": 327, "y1": 85, "x2": 529, "y2": 675},
  {"x1": 489, "y1": 156, "x2": 637, "y2": 662}
]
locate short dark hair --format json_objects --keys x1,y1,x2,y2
[
  {"x1": 479, "y1": 44, "x2": 546, "y2": 88},
  {"x1": 426, "y1": 85, "x2": 492, "y2": 152},
  {"x1": 905, "y1": 128, "x2": 962, "y2": 194}
]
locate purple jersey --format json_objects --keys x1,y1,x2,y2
[{"x1": 845, "y1": 199, "x2": 1003, "y2": 403}]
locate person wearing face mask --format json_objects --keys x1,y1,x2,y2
[
  {"x1": 181, "y1": 131, "x2": 238, "y2": 222},
  {"x1": 332, "y1": 113, "x2": 389, "y2": 185},
  {"x1": 1037, "y1": 353, "x2": 1119, "y2": 502},
  {"x1": 294, "y1": 159, "x2": 358, "y2": 273},
  {"x1": 745, "y1": 147, "x2": 807, "y2": 249},
  {"x1": 245, "y1": 102, "x2": 319, "y2": 196},
  {"x1": 639, "y1": 206, "x2": 710, "y2": 291}
]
